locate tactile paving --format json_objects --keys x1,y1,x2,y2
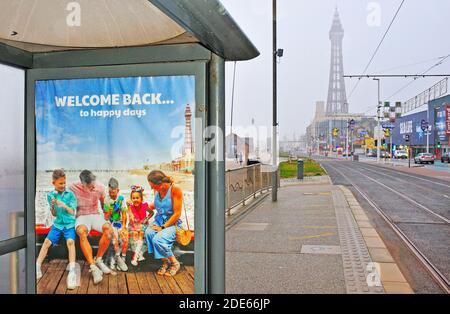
[{"x1": 332, "y1": 189, "x2": 385, "y2": 294}]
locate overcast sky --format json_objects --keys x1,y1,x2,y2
[
  {"x1": 221, "y1": 0, "x2": 450, "y2": 140},
  {"x1": 2, "y1": 0, "x2": 450, "y2": 152}
]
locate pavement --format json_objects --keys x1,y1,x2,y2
[{"x1": 225, "y1": 176, "x2": 413, "y2": 294}]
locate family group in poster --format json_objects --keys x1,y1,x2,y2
[{"x1": 35, "y1": 76, "x2": 196, "y2": 291}]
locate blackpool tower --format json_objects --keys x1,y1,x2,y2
[
  {"x1": 326, "y1": 8, "x2": 348, "y2": 115},
  {"x1": 184, "y1": 104, "x2": 194, "y2": 156}
]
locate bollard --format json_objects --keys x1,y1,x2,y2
[{"x1": 297, "y1": 159, "x2": 304, "y2": 180}]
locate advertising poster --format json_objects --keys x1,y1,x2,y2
[
  {"x1": 35, "y1": 76, "x2": 195, "y2": 293},
  {"x1": 446, "y1": 104, "x2": 450, "y2": 136},
  {"x1": 435, "y1": 105, "x2": 447, "y2": 141}
]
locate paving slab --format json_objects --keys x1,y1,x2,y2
[
  {"x1": 354, "y1": 214, "x2": 370, "y2": 222},
  {"x1": 352, "y1": 209, "x2": 367, "y2": 217},
  {"x1": 360, "y1": 228, "x2": 379, "y2": 237},
  {"x1": 357, "y1": 221, "x2": 373, "y2": 228},
  {"x1": 363, "y1": 236, "x2": 387, "y2": 249},
  {"x1": 368, "y1": 248, "x2": 395, "y2": 263},
  {"x1": 383, "y1": 281, "x2": 414, "y2": 294},
  {"x1": 379, "y1": 263, "x2": 407, "y2": 283}
]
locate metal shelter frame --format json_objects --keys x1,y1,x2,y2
[{"x1": 0, "y1": 0, "x2": 259, "y2": 294}]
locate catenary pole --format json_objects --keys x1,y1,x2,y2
[{"x1": 272, "y1": 0, "x2": 278, "y2": 202}]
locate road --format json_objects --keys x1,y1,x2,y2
[
  {"x1": 319, "y1": 159, "x2": 450, "y2": 293},
  {"x1": 358, "y1": 156, "x2": 450, "y2": 173}
]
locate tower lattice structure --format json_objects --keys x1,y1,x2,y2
[
  {"x1": 184, "y1": 104, "x2": 194, "y2": 156},
  {"x1": 326, "y1": 8, "x2": 348, "y2": 116}
]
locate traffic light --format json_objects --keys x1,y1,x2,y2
[
  {"x1": 332, "y1": 128, "x2": 339, "y2": 137},
  {"x1": 437, "y1": 142, "x2": 442, "y2": 149}
]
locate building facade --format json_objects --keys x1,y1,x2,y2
[
  {"x1": 391, "y1": 94, "x2": 450, "y2": 158},
  {"x1": 391, "y1": 109, "x2": 430, "y2": 156}
]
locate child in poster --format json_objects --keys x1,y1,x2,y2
[
  {"x1": 127, "y1": 186, "x2": 153, "y2": 266},
  {"x1": 36, "y1": 169, "x2": 78, "y2": 289},
  {"x1": 103, "y1": 178, "x2": 129, "y2": 272}
]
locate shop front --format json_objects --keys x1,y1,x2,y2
[{"x1": 392, "y1": 110, "x2": 430, "y2": 158}]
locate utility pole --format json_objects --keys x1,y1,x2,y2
[
  {"x1": 426, "y1": 106, "x2": 430, "y2": 153},
  {"x1": 390, "y1": 132, "x2": 393, "y2": 160},
  {"x1": 351, "y1": 129, "x2": 354, "y2": 156},
  {"x1": 346, "y1": 119, "x2": 349, "y2": 160},
  {"x1": 408, "y1": 137, "x2": 411, "y2": 168},
  {"x1": 272, "y1": 0, "x2": 278, "y2": 202},
  {"x1": 373, "y1": 78, "x2": 381, "y2": 163}
]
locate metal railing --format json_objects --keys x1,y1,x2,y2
[{"x1": 225, "y1": 164, "x2": 277, "y2": 215}]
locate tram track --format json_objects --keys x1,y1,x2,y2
[
  {"x1": 323, "y1": 161, "x2": 450, "y2": 294},
  {"x1": 359, "y1": 163, "x2": 450, "y2": 200}
]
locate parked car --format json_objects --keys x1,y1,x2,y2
[
  {"x1": 414, "y1": 153, "x2": 435, "y2": 164},
  {"x1": 442, "y1": 152, "x2": 450, "y2": 163},
  {"x1": 366, "y1": 151, "x2": 377, "y2": 157},
  {"x1": 394, "y1": 150, "x2": 408, "y2": 159},
  {"x1": 380, "y1": 151, "x2": 391, "y2": 158}
]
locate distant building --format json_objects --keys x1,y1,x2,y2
[
  {"x1": 306, "y1": 102, "x2": 376, "y2": 153},
  {"x1": 279, "y1": 133, "x2": 307, "y2": 155},
  {"x1": 268, "y1": 136, "x2": 273, "y2": 151},
  {"x1": 226, "y1": 133, "x2": 239, "y2": 158},
  {"x1": 226, "y1": 133, "x2": 254, "y2": 159}
]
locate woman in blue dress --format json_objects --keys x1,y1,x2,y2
[{"x1": 145, "y1": 170, "x2": 183, "y2": 276}]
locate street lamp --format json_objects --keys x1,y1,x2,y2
[{"x1": 272, "y1": 0, "x2": 283, "y2": 202}]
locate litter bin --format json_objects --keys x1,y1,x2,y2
[
  {"x1": 353, "y1": 155, "x2": 359, "y2": 161},
  {"x1": 297, "y1": 159, "x2": 304, "y2": 180}
]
